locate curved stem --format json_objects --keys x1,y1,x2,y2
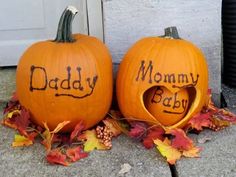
[
  {"x1": 54, "y1": 6, "x2": 78, "y2": 43},
  {"x1": 162, "y1": 26, "x2": 181, "y2": 39}
]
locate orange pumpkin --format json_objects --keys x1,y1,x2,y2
[
  {"x1": 116, "y1": 27, "x2": 208, "y2": 129},
  {"x1": 16, "y1": 6, "x2": 113, "y2": 132},
  {"x1": 145, "y1": 86, "x2": 189, "y2": 126}
]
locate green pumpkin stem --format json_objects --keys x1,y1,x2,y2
[
  {"x1": 163, "y1": 26, "x2": 181, "y2": 39},
  {"x1": 54, "y1": 6, "x2": 78, "y2": 43}
]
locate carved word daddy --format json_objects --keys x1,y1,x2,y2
[{"x1": 29, "y1": 65, "x2": 98, "y2": 99}]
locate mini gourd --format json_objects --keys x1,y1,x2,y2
[
  {"x1": 16, "y1": 6, "x2": 113, "y2": 132},
  {"x1": 116, "y1": 27, "x2": 208, "y2": 129}
]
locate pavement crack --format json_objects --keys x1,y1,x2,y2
[{"x1": 168, "y1": 163, "x2": 179, "y2": 177}]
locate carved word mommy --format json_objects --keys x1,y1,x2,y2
[
  {"x1": 136, "y1": 60, "x2": 199, "y2": 88},
  {"x1": 29, "y1": 65, "x2": 98, "y2": 99}
]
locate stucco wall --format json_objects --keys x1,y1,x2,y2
[{"x1": 103, "y1": 0, "x2": 222, "y2": 97}]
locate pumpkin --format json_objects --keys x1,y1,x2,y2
[
  {"x1": 145, "y1": 86, "x2": 189, "y2": 126},
  {"x1": 16, "y1": 6, "x2": 113, "y2": 132},
  {"x1": 116, "y1": 26, "x2": 208, "y2": 129}
]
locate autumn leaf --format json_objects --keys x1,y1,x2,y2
[
  {"x1": 210, "y1": 116, "x2": 230, "y2": 131},
  {"x1": 42, "y1": 121, "x2": 70, "y2": 151},
  {"x1": 103, "y1": 118, "x2": 122, "y2": 137},
  {"x1": 70, "y1": 121, "x2": 85, "y2": 143},
  {"x1": 2, "y1": 108, "x2": 31, "y2": 136},
  {"x1": 79, "y1": 130, "x2": 107, "y2": 152},
  {"x1": 12, "y1": 134, "x2": 33, "y2": 147},
  {"x1": 154, "y1": 138, "x2": 181, "y2": 165},
  {"x1": 128, "y1": 122, "x2": 148, "y2": 139},
  {"x1": 182, "y1": 146, "x2": 201, "y2": 158},
  {"x1": 15, "y1": 108, "x2": 31, "y2": 136},
  {"x1": 51, "y1": 121, "x2": 70, "y2": 134},
  {"x1": 142, "y1": 127, "x2": 165, "y2": 149},
  {"x1": 66, "y1": 147, "x2": 88, "y2": 162},
  {"x1": 3, "y1": 92, "x2": 19, "y2": 114},
  {"x1": 46, "y1": 148, "x2": 69, "y2": 166},
  {"x1": 6, "y1": 110, "x2": 21, "y2": 119},
  {"x1": 188, "y1": 112, "x2": 213, "y2": 131},
  {"x1": 1, "y1": 109, "x2": 21, "y2": 129},
  {"x1": 168, "y1": 129, "x2": 193, "y2": 151},
  {"x1": 213, "y1": 109, "x2": 236, "y2": 124}
]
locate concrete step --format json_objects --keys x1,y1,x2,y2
[{"x1": 0, "y1": 67, "x2": 16, "y2": 103}]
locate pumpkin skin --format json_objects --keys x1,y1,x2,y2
[
  {"x1": 116, "y1": 27, "x2": 208, "y2": 129},
  {"x1": 16, "y1": 7, "x2": 113, "y2": 132},
  {"x1": 145, "y1": 86, "x2": 189, "y2": 126}
]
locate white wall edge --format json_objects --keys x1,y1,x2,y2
[{"x1": 86, "y1": 0, "x2": 104, "y2": 41}]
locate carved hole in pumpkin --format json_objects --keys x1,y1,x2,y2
[{"x1": 143, "y1": 86, "x2": 196, "y2": 126}]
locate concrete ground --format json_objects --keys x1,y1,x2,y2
[{"x1": 0, "y1": 68, "x2": 236, "y2": 177}]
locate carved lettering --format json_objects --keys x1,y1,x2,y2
[
  {"x1": 29, "y1": 65, "x2": 98, "y2": 99},
  {"x1": 136, "y1": 60, "x2": 153, "y2": 83},
  {"x1": 30, "y1": 65, "x2": 47, "y2": 92},
  {"x1": 135, "y1": 60, "x2": 200, "y2": 88}
]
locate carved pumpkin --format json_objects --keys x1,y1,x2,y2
[
  {"x1": 16, "y1": 6, "x2": 113, "y2": 132},
  {"x1": 116, "y1": 27, "x2": 208, "y2": 129},
  {"x1": 145, "y1": 86, "x2": 189, "y2": 126}
]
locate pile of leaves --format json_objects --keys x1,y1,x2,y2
[
  {"x1": 1, "y1": 93, "x2": 123, "y2": 166},
  {"x1": 1, "y1": 91, "x2": 236, "y2": 166}
]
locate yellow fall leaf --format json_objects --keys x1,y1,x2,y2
[
  {"x1": 12, "y1": 134, "x2": 33, "y2": 147},
  {"x1": 52, "y1": 121, "x2": 70, "y2": 134},
  {"x1": 42, "y1": 121, "x2": 70, "y2": 151},
  {"x1": 82, "y1": 130, "x2": 107, "y2": 152},
  {"x1": 182, "y1": 147, "x2": 201, "y2": 158},
  {"x1": 154, "y1": 138, "x2": 181, "y2": 165},
  {"x1": 7, "y1": 110, "x2": 20, "y2": 119}
]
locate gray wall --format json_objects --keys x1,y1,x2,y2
[{"x1": 103, "y1": 0, "x2": 222, "y2": 96}]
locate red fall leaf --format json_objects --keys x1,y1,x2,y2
[
  {"x1": 70, "y1": 121, "x2": 85, "y2": 143},
  {"x1": 46, "y1": 148, "x2": 69, "y2": 166},
  {"x1": 128, "y1": 122, "x2": 148, "y2": 139},
  {"x1": 188, "y1": 112, "x2": 213, "y2": 131},
  {"x1": 66, "y1": 147, "x2": 88, "y2": 162},
  {"x1": 168, "y1": 129, "x2": 193, "y2": 151},
  {"x1": 142, "y1": 127, "x2": 165, "y2": 149},
  {"x1": 3, "y1": 92, "x2": 19, "y2": 114}
]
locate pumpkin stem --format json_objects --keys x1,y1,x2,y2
[
  {"x1": 54, "y1": 6, "x2": 78, "y2": 43},
  {"x1": 163, "y1": 26, "x2": 181, "y2": 39}
]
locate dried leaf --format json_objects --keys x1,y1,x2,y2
[
  {"x1": 217, "y1": 109, "x2": 236, "y2": 123},
  {"x1": 79, "y1": 130, "x2": 107, "y2": 152},
  {"x1": 188, "y1": 112, "x2": 213, "y2": 131},
  {"x1": 3, "y1": 92, "x2": 19, "y2": 114},
  {"x1": 70, "y1": 121, "x2": 84, "y2": 143},
  {"x1": 42, "y1": 121, "x2": 70, "y2": 151},
  {"x1": 103, "y1": 118, "x2": 122, "y2": 137},
  {"x1": 66, "y1": 147, "x2": 88, "y2": 162},
  {"x1": 12, "y1": 134, "x2": 33, "y2": 147},
  {"x1": 182, "y1": 146, "x2": 201, "y2": 158},
  {"x1": 46, "y1": 149, "x2": 69, "y2": 166},
  {"x1": 15, "y1": 108, "x2": 31, "y2": 136},
  {"x1": 128, "y1": 122, "x2": 148, "y2": 139},
  {"x1": 51, "y1": 121, "x2": 70, "y2": 134},
  {"x1": 42, "y1": 129, "x2": 52, "y2": 150},
  {"x1": 154, "y1": 138, "x2": 181, "y2": 165},
  {"x1": 142, "y1": 127, "x2": 165, "y2": 149},
  {"x1": 168, "y1": 129, "x2": 193, "y2": 151},
  {"x1": 6, "y1": 110, "x2": 21, "y2": 119},
  {"x1": 2, "y1": 108, "x2": 30, "y2": 136},
  {"x1": 210, "y1": 116, "x2": 230, "y2": 131}
]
